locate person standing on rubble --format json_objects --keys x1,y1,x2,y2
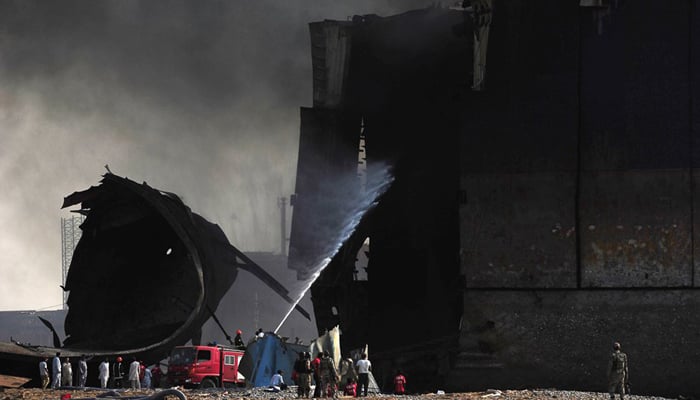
[
  {"x1": 319, "y1": 351, "x2": 338, "y2": 398},
  {"x1": 152, "y1": 363, "x2": 162, "y2": 388},
  {"x1": 61, "y1": 357, "x2": 73, "y2": 386},
  {"x1": 51, "y1": 352, "x2": 61, "y2": 389},
  {"x1": 298, "y1": 352, "x2": 313, "y2": 398},
  {"x1": 139, "y1": 361, "x2": 146, "y2": 385},
  {"x1": 355, "y1": 353, "x2": 372, "y2": 397},
  {"x1": 39, "y1": 357, "x2": 49, "y2": 389},
  {"x1": 608, "y1": 342, "x2": 629, "y2": 400},
  {"x1": 112, "y1": 356, "x2": 124, "y2": 388},
  {"x1": 311, "y1": 352, "x2": 323, "y2": 398},
  {"x1": 128, "y1": 358, "x2": 141, "y2": 389},
  {"x1": 338, "y1": 354, "x2": 357, "y2": 388},
  {"x1": 293, "y1": 352, "x2": 304, "y2": 397},
  {"x1": 142, "y1": 365, "x2": 152, "y2": 389},
  {"x1": 78, "y1": 356, "x2": 88, "y2": 387},
  {"x1": 393, "y1": 370, "x2": 407, "y2": 395},
  {"x1": 98, "y1": 358, "x2": 110, "y2": 389}
]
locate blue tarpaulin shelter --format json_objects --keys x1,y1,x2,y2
[{"x1": 239, "y1": 333, "x2": 308, "y2": 387}]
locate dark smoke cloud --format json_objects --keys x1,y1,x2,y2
[{"x1": 0, "y1": 0, "x2": 436, "y2": 312}]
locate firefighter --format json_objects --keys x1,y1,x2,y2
[
  {"x1": 234, "y1": 329, "x2": 245, "y2": 348},
  {"x1": 111, "y1": 356, "x2": 124, "y2": 388}
]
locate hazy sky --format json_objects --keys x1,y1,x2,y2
[{"x1": 0, "y1": 0, "x2": 435, "y2": 311}]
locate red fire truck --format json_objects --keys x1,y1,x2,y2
[{"x1": 167, "y1": 345, "x2": 245, "y2": 388}]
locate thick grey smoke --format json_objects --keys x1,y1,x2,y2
[{"x1": 0, "y1": 0, "x2": 435, "y2": 312}]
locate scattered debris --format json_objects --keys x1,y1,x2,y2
[
  {"x1": 0, "y1": 374, "x2": 31, "y2": 388},
  {"x1": 0, "y1": 387, "x2": 679, "y2": 400}
]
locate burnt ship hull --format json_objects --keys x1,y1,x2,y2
[{"x1": 289, "y1": 3, "x2": 700, "y2": 396}]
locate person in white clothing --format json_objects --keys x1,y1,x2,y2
[
  {"x1": 355, "y1": 353, "x2": 372, "y2": 397},
  {"x1": 128, "y1": 359, "x2": 141, "y2": 389},
  {"x1": 78, "y1": 356, "x2": 88, "y2": 387},
  {"x1": 98, "y1": 359, "x2": 110, "y2": 389},
  {"x1": 51, "y1": 352, "x2": 62, "y2": 389},
  {"x1": 61, "y1": 357, "x2": 73, "y2": 386}
]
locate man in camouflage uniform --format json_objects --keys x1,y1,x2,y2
[
  {"x1": 607, "y1": 342, "x2": 628, "y2": 400},
  {"x1": 319, "y1": 351, "x2": 339, "y2": 398}
]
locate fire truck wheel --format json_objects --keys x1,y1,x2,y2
[{"x1": 201, "y1": 378, "x2": 217, "y2": 388}]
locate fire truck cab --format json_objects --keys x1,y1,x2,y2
[{"x1": 167, "y1": 345, "x2": 245, "y2": 388}]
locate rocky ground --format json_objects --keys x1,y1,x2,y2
[{"x1": 0, "y1": 387, "x2": 675, "y2": 400}]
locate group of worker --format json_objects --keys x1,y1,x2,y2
[
  {"x1": 36, "y1": 338, "x2": 629, "y2": 396},
  {"x1": 39, "y1": 352, "x2": 161, "y2": 390},
  {"x1": 289, "y1": 351, "x2": 404, "y2": 397},
  {"x1": 38, "y1": 353, "x2": 87, "y2": 389},
  {"x1": 281, "y1": 341, "x2": 628, "y2": 399}
]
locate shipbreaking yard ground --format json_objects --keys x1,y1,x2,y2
[{"x1": 0, "y1": 387, "x2": 675, "y2": 400}]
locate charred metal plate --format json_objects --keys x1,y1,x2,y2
[
  {"x1": 460, "y1": 172, "x2": 577, "y2": 288},
  {"x1": 580, "y1": 170, "x2": 692, "y2": 287}
]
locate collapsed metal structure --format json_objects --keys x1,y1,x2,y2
[
  {"x1": 0, "y1": 172, "x2": 308, "y2": 386},
  {"x1": 289, "y1": 2, "x2": 700, "y2": 396},
  {"x1": 61, "y1": 172, "x2": 237, "y2": 355},
  {"x1": 61, "y1": 173, "x2": 307, "y2": 358}
]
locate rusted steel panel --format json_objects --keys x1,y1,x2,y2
[
  {"x1": 580, "y1": 170, "x2": 692, "y2": 287},
  {"x1": 461, "y1": 172, "x2": 576, "y2": 288},
  {"x1": 458, "y1": 0, "x2": 578, "y2": 289},
  {"x1": 577, "y1": 0, "x2": 692, "y2": 288}
]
